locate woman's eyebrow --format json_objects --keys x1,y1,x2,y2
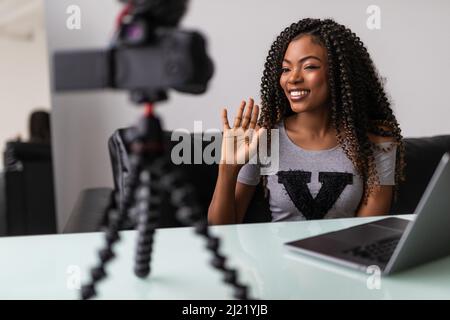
[{"x1": 282, "y1": 55, "x2": 322, "y2": 64}]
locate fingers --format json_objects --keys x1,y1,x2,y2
[
  {"x1": 225, "y1": 98, "x2": 259, "y2": 131},
  {"x1": 222, "y1": 108, "x2": 230, "y2": 130},
  {"x1": 233, "y1": 100, "x2": 246, "y2": 128},
  {"x1": 241, "y1": 98, "x2": 254, "y2": 129},
  {"x1": 249, "y1": 104, "x2": 259, "y2": 130}
]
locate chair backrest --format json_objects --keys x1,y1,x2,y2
[
  {"x1": 391, "y1": 135, "x2": 450, "y2": 214},
  {"x1": 108, "y1": 128, "x2": 450, "y2": 225},
  {"x1": 108, "y1": 128, "x2": 271, "y2": 227}
]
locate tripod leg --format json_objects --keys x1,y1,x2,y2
[
  {"x1": 194, "y1": 221, "x2": 250, "y2": 300},
  {"x1": 134, "y1": 169, "x2": 161, "y2": 278},
  {"x1": 160, "y1": 167, "x2": 254, "y2": 300},
  {"x1": 80, "y1": 155, "x2": 143, "y2": 300}
]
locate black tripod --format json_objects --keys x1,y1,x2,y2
[{"x1": 80, "y1": 102, "x2": 253, "y2": 300}]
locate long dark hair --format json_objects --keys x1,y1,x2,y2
[{"x1": 258, "y1": 18, "x2": 405, "y2": 202}]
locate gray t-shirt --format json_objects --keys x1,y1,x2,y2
[{"x1": 237, "y1": 122, "x2": 397, "y2": 221}]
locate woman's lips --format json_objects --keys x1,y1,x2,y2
[{"x1": 289, "y1": 89, "x2": 310, "y2": 101}]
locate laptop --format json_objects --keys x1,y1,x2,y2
[{"x1": 285, "y1": 152, "x2": 450, "y2": 275}]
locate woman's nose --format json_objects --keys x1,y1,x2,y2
[{"x1": 288, "y1": 68, "x2": 304, "y2": 83}]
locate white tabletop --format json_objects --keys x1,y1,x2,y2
[{"x1": 1, "y1": 214, "x2": 449, "y2": 299}]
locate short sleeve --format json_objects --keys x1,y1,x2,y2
[
  {"x1": 237, "y1": 163, "x2": 261, "y2": 186},
  {"x1": 373, "y1": 142, "x2": 397, "y2": 185}
]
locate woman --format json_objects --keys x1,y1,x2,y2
[{"x1": 208, "y1": 18, "x2": 405, "y2": 225}]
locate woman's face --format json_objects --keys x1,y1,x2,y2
[{"x1": 279, "y1": 35, "x2": 330, "y2": 114}]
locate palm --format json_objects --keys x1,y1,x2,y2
[{"x1": 221, "y1": 98, "x2": 262, "y2": 166}]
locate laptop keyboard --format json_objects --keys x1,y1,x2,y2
[{"x1": 343, "y1": 236, "x2": 402, "y2": 263}]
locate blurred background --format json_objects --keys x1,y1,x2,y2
[
  {"x1": 0, "y1": 0, "x2": 52, "y2": 236},
  {"x1": 0, "y1": 0, "x2": 50, "y2": 161}
]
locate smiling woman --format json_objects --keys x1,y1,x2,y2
[{"x1": 208, "y1": 18, "x2": 406, "y2": 225}]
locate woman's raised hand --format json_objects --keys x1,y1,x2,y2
[{"x1": 220, "y1": 98, "x2": 264, "y2": 166}]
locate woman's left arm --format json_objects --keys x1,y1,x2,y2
[
  {"x1": 356, "y1": 130, "x2": 396, "y2": 217},
  {"x1": 356, "y1": 185, "x2": 393, "y2": 217}
]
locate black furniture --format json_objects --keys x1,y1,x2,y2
[
  {"x1": 108, "y1": 128, "x2": 271, "y2": 227},
  {"x1": 390, "y1": 135, "x2": 450, "y2": 214},
  {"x1": 63, "y1": 129, "x2": 450, "y2": 233},
  {"x1": 1, "y1": 141, "x2": 57, "y2": 236}
]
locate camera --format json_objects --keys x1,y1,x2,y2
[{"x1": 53, "y1": 0, "x2": 214, "y2": 103}]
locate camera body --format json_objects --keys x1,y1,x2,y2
[{"x1": 54, "y1": 0, "x2": 213, "y2": 103}]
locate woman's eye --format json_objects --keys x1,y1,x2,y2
[
  {"x1": 305, "y1": 65, "x2": 319, "y2": 70},
  {"x1": 281, "y1": 67, "x2": 290, "y2": 73}
]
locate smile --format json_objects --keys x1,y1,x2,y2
[{"x1": 289, "y1": 89, "x2": 310, "y2": 101}]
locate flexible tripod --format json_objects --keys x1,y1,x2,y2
[{"x1": 80, "y1": 103, "x2": 253, "y2": 300}]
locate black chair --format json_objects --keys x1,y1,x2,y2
[
  {"x1": 63, "y1": 129, "x2": 450, "y2": 233},
  {"x1": 390, "y1": 135, "x2": 450, "y2": 214},
  {"x1": 108, "y1": 128, "x2": 270, "y2": 227},
  {"x1": 1, "y1": 141, "x2": 57, "y2": 236}
]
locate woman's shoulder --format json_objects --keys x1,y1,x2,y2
[
  {"x1": 366, "y1": 124, "x2": 399, "y2": 155},
  {"x1": 368, "y1": 134, "x2": 396, "y2": 144},
  {"x1": 367, "y1": 124, "x2": 397, "y2": 144}
]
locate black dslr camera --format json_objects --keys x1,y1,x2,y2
[{"x1": 53, "y1": 0, "x2": 214, "y2": 103}]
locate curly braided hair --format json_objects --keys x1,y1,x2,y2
[{"x1": 258, "y1": 18, "x2": 405, "y2": 203}]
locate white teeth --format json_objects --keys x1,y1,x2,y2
[{"x1": 290, "y1": 90, "x2": 309, "y2": 97}]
